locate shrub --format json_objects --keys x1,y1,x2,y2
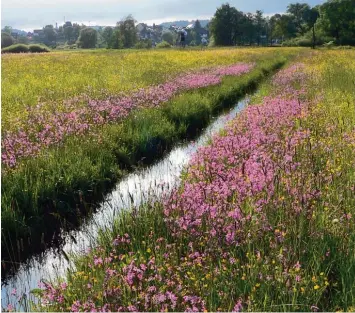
[
  {"x1": 2, "y1": 44, "x2": 50, "y2": 54},
  {"x1": 156, "y1": 40, "x2": 171, "y2": 48},
  {"x1": 282, "y1": 38, "x2": 307, "y2": 47},
  {"x1": 323, "y1": 41, "x2": 335, "y2": 48},
  {"x1": 1, "y1": 44, "x2": 29, "y2": 53},
  {"x1": 297, "y1": 38, "x2": 312, "y2": 47},
  {"x1": 28, "y1": 44, "x2": 50, "y2": 53},
  {"x1": 134, "y1": 39, "x2": 152, "y2": 49}
]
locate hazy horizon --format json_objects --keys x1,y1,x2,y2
[{"x1": 2, "y1": 0, "x2": 325, "y2": 31}]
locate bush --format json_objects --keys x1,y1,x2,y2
[
  {"x1": 323, "y1": 41, "x2": 335, "y2": 49},
  {"x1": 2, "y1": 44, "x2": 29, "y2": 53},
  {"x1": 282, "y1": 37, "x2": 314, "y2": 47},
  {"x1": 297, "y1": 38, "x2": 312, "y2": 47},
  {"x1": 162, "y1": 32, "x2": 175, "y2": 45},
  {"x1": 134, "y1": 39, "x2": 153, "y2": 49},
  {"x1": 28, "y1": 44, "x2": 50, "y2": 53},
  {"x1": 156, "y1": 40, "x2": 171, "y2": 48},
  {"x1": 2, "y1": 44, "x2": 50, "y2": 54}
]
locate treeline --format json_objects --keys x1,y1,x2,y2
[
  {"x1": 1, "y1": 16, "x2": 140, "y2": 50},
  {"x1": 210, "y1": 0, "x2": 355, "y2": 47}
]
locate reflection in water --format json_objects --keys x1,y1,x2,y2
[{"x1": 1, "y1": 98, "x2": 248, "y2": 310}]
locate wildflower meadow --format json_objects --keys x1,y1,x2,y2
[
  {"x1": 2, "y1": 48, "x2": 354, "y2": 312},
  {"x1": 1, "y1": 48, "x2": 300, "y2": 260}
]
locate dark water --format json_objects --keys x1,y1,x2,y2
[{"x1": 1, "y1": 97, "x2": 248, "y2": 310}]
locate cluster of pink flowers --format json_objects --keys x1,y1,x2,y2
[
  {"x1": 272, "y1": 62, "x2": 308, "y2": 96},
  {"x1": 2, "y1": 63, "x2": 255, "y2": 168},
  {"x1": 164, "y1": 96, "x2": 310, "y2": 243},
  {"x1": 163, "y1": 64, "x2": 313, "y2": 245}
]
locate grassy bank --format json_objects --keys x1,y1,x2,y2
[
  {"x1": 25, "y1": 50, "x2": 355, "y2": 312},
  {"x1": 1, "y1": 50, "x2": 300, "y2": 272}
]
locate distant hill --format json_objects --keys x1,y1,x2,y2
[{"x1": 159, "y1": 19, "x2": 210, "y2": 28}]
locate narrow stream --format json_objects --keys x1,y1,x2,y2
[{"x1": 1, "y1": 97, "x2": 249, "y2": 310}]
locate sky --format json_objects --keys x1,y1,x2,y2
[{"x1": 2, "y1": 0, "x2": 325, "y2": 31}]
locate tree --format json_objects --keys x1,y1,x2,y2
[
  {"x1": 1, "y1": 32, "x2": 14, "y2": 47},
  {"x1": 2, "y1": 26, "x2": 12, "y2": 34},
  {"x1": 43, "y1": 25, "x2": 57, "y2": 45},
  {"x1": 194, "y1": 20, "x2": 202, "y2": 34},
  {"x1": 72, "y1": 24, "x2": 82, "y2": 42},
  {"x1": 319, "y1": 0, "x2": 355, "y2": 45},
  {"x1": 117, "y1": 15, "x2": 137, "y2": 48},
  {"x1": 193, "y1": 20, "x2": 203, "y2": 44},
  {"x1": 304, "y1": 7, "x2": 320, "y2": 48},
  {"x1": 102, "y1": 27, "x2": 114, "y2": 47},
  {"x1": 238, "y1": 13, "x2": 254, "y2": 45},
  {"x1": 272, "y1": 14, "x2": 297, "y2": 42},
  {"x1": 287, "y1": 3, "x2": 311, "y2": 35},
  {"x1": 162, "y1": 32, "x2": 174, "y2": 45},
  {"x1": 109, "y1": 28, "x2": 124, "y2": 49},
  {"x1": 210, "y1": 4, "x2": 241, "y2": 46},
  {"x1": 63, "y1": 24, "x2": 74, "y2": 43},
  {"x1": 77, "y1": 27, "x2": 97, "y2": 48},
  {"x1": 56, "y1": 26, "x2": 65, "y2": 42},
  {"x1": 254, "y1": 10, "x2": 266, "y2": 45}
]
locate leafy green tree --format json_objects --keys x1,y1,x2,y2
[
  {"x1": 304, "y1": 7, "x2": 320, "y2": 48},
  {"x1": 117, "y1": 15, "x2": 137, "y2": 48},
  {"x1": 2, "y1": 26, "x2": 12, "y2": 34},
  {"x1": 110, "y1": 28, "x2": 124, "y2": 49},
  {"x1": 254, "y1": 10, "x2": 266, "y2": 45},
  {"x1": 63, "y1": 24, "x2": 74, "y2": 43},
  {"x1": 102, "y1": 27, "x2": 114, "y2": 47},
  {"x1": 238, "y1": 13, "x2": 254, "y2": 45},
  {"x1": 72, "y1": 24, "x2": 82, "y2": 42},
  {"x1": 287, "y1": 3, "x2": 311, "y2": 35},
  {"x1": 210, "y1": 4, "x2": 242, "y2": 46},
  {"x1": 273, "y1": 14, "x2": 297, "y2": 42},
  {"x1": 319, "y1": 0, "x2": 355, "y2": 45},
  {"x1": 56, "y1": 26, "x2": 65, "y2": 42},
  {"x1": 1, "y1": 32, "x2": 14, "y2": 47},
  {"x1": 43, "y1": 25, "x2": 57, "y2": 45},
  {"x1": 162, "y1": 32, "x2": 174, "y2": 45},
  {"x1": 193, "y1": 20, "x2": 203, "y2": 44},
  {"x1": 77, "y1": 27, "x2": 97, "y2": 48}
]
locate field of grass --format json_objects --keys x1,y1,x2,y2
[
  {"x1": 19, "y1": 50, "x2": 355, "y2": 312},
  {"x1": 1, "y1": 48, "x2": 302, "y2": 266}
]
